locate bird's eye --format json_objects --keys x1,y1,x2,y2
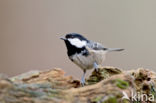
[
  {"x1": 70, "y1": 35, "x2": 74, "y2": 38},
  {"x1": 66, "y1": 34, "x2": 74, "y2": 39}
]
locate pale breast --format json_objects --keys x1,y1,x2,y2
[
  {"x1": 91, "y1": 50, "x2": 107, "y2": 64},
  {"x1": 70, "y1": 53, "x2": 94, "y2": 70},
  {"x1": 69, "y1": 50, "x2": 107, "y2": 70}
]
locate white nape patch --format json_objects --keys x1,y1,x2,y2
[{"x1": 68, "y1": 38, "x2": 87, "y2": 48}]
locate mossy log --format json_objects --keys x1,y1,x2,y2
[{"x1": 0, "y1": 67, "x2": 156, "y2": 103}]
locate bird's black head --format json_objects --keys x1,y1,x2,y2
[
  {"x1": 60, "y1": 33, "x2": 88, "y2": 41},
  {"x1": 60, "y1": 33, "x2": 89, "y2": 56}
]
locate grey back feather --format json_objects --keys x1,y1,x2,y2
[
  {"x1": 87, "y1": 40, "x2": 107, "y2": 50},
  {"x1": 87, "y1": 40, "x2": 124, "y2": 52}
]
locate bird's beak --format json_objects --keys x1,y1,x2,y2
[{"x1": 60, "y1": 36, "x2": 66, "y2": 40}]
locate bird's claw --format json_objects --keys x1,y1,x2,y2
[{"x1": 80, "y1": 78, "x2": 85, "y2": 86}]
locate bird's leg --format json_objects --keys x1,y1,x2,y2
[
  {"x1": 94, "y1": 62, "x2": 99, "y2": 72},
  {"x1": 80, "y1": 70, "x2": 86, "y2": 86}
]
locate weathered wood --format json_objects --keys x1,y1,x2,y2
[{"x1": 0, "y1": 67, "x2": 155, "y2": 103}]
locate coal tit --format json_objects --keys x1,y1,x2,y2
[{"x1": 60, "y1": 33, "x2": 124, "y2": 86}]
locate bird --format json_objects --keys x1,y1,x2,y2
[{"x1": 60, "y1": 33, "x2": 124, "y2": 86}]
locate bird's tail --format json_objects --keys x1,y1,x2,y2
[{"x1": 107, "y1": 48, "x2": 124, "y2": 52}]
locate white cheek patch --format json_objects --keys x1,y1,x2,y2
[{"x1": 68, "y1": 38, "x2": 87, "y2": 48}]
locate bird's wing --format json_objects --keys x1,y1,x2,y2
[{"x1": 86, "y1": 40, "x2": 107, "y2": 50}]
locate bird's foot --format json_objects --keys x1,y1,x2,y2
[{"x1": 94, "y1": 62, "x2": 99, "y2": 72}]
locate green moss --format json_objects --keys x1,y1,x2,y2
[
  {"x1": 115, "y1": 79, "x2": 129, "y2": 89},
  {"x1": 87, "y1": 69, "x2": 109, "y2": 85},
  {"x1": 103, "y1": 96, "x2": 117, "y2": 103},
  {"x1": 150, "y1": 85, "x2": 156, "y2": 100},
  {"x1": 87, "y1": 67, "x2": 122, "y2": 85},
  {"x1": 92, "y1": 96, "x2": 102, "y2": 102},
  {"x1": 133, "y1": 101, "x2": 141, "y2": 103},
  {"x1": 122, "y1": 99, "x2": 130, "y2": 103}
]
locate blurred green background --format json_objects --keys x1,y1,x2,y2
[{"x1": 0, "y1": 0, "x2": 156, "y2": 78}]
